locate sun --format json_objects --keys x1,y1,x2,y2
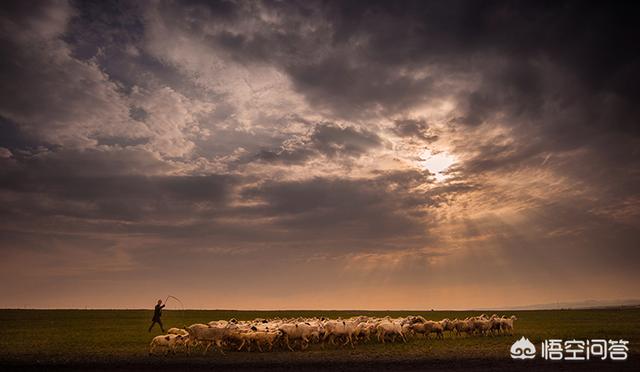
[{"x1": 420, "y1": 149, "x2": 456, "y2": 181}]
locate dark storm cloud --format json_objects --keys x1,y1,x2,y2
[
  {"x1": 0, "y1": 117, "x2": 47, "y2": 151},
  {"x1": 256, "y1": 123, "x2": 382, "y2": 164},
  {"x1": 148, "y1": 0, "x2": 640, "y2": 154},
  {"x1": 241, "y1": 170, "x2": 437, "y2": 242},
  {"x1": 64, "y1": 0, "x2": 144, "y2": 60},
  {"x1": 309, "y1": 123, "x2": 382, "y2": 157},
  {"x1": 393, "y1": 119, "x2": 438, "y2": 142},
  {"x1": 0, "y1": 148, "x2": 236, "y2": 222},
  {"x1": 286, "y1": 59, "x2": 436, "y2": 117},
  {"x1": 145, "y1": 0, "x2": 447, "y2": 117}
]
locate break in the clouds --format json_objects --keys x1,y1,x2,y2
[{"x1": 0, "y1": 0, "x2": 639, "y2": 310}]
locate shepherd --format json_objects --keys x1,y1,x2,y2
[{"x1": 148, "y1": 299, "x2": 166, "y2": 333}]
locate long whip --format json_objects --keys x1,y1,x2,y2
[{"x1": 164, "y1": 295, "x2": 186, "y2": 326}]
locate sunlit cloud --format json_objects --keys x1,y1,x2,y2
[{"x1": 419, "y1": 150, "x2": 456, "y2": 181}]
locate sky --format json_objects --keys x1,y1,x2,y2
[{"x1": 0, "y1": 0, "x2": 639, "y2": 310}]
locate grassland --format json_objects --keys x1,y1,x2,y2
[{"x1": 1, "y1": 308, "x2": 638, "y2": 371}]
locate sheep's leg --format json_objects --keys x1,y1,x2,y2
[
  {"x1": 216, "y1": 339, "x2": 226, "y2": 355},
  {"x1": 341, "y1": 335, "x2": 350, "y2": 347},
  {"x1": 237, "y1": 339, "x2": 245, "y2": 351},
  {"x1": 285, "y1": 336, "x2": 295, "y2": 352},
  {"x1": 348, "y1": 335, "x2": 355, "y2": 349}
]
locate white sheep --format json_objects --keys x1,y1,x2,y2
[
  {"x1": 149, "y1": 334, "x2": 186, "y2": 355},
  {"x1": 244, "y1": 328, "x2": 282, "y2": 352},
  {"x1": 278, "y1": 322, "x2": 321, "y2": 351},
  {"x1": 376, "y1": 321, "x2": 407, "y2": 344},
  {"x1": 184, "y1": 324, "x2": 229, "y2": 355},
  {"x1": 322, "y1": 320, "x2": 357, "y2": 348},
  {"x1": 167, "y1": 327, "x2": 188, "y2": 336},
  {"x1": 499, "y1": 315, "x2": 517, "y2": 334}
]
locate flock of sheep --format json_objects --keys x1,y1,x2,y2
[{"x1": 149, "y1": 314, "x2": 518, "y2": 355}]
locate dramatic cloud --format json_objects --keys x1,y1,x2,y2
[
  {"x1": 0, "y1": 0, "x2": 638, "y2": 309},
  {"x1": 256, "y1": 123, "x2": 383, "y2": 164}
]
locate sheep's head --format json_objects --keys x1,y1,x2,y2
[
  {"x1": 310, "y1": 329, "x2": 320, "y2": 342},
  {"x1": 402, "y1": 324, "x2": 412, "y2": 333},
  {"x1": 511, "y1": 315, "x2": 518, "y2": 321}
]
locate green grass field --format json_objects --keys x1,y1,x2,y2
[{"x1": 1, "y1": 309, "x2": 638, "y2": 366}]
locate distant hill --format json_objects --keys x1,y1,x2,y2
[{"x1": 486, "y1": 299, "x2": 640, "y2": 310}]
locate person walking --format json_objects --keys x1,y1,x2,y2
[{"x1": 148, "y1": 299, "x2": 166, "y2": 332}]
